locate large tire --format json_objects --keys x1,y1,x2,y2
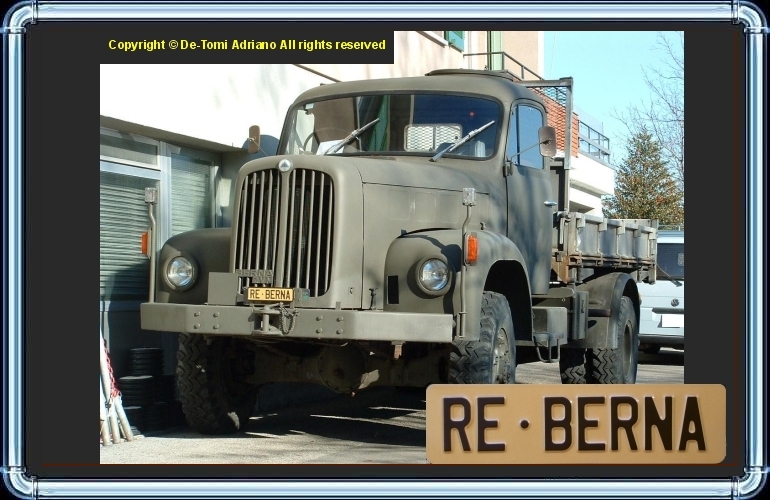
[
  {"x1": 558, "y1": 348, "x2": 588, "y2": 384},
  {"x1": 177, "y1": 334, "x2": 259, "y2": 434},
  {"x1": 559, "y1": 296, "x2": 638, "y2": 384},
  {"x1": 449, "y1": 292, "x2": 516, "y2": 384},
  {"x1": 590, "y1": 296, "x2": 638, "y2": 384}
]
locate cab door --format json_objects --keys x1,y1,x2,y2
[{"x1": 505, "y1": 102, "x2": 555, "y2": 295}]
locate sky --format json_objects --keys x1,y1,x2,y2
[{"x1": 543, "y1": 31, "x2": 683, "y2": 165}]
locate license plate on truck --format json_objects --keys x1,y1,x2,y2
[{"x1": 247, "y1": 287, "x2": 294, "y2": 302}]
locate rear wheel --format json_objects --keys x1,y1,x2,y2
[
  {"x1": 559, "y1": 296, "x2": 638, "y2": 384},
  {"x1": 177, "y1": 334, "x2": 259, "y2": 434},
  {"x1": 590, "y1": 296, "x2": 638, "y2": 384},
  {"x1": 449, "y1": 292, "x2": 516, "y2": 384},
  {"x1": 558, "y1": 348, "x2": 588, "y2": 384}
]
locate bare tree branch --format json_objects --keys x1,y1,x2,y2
[{"x1": 611, "y1": 32, "x2": 684, "y2": 188}]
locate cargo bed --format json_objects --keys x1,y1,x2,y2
[{"x1": 552, "y1": 212, "x2": 658, "y2": 284}]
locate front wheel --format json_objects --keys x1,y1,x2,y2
[
  {"x1": 177, "y1": 334, "x2": 260, "y2": 434},
  {"x1": 449, "y1": 292, "x2": 516, "y2": 384}
]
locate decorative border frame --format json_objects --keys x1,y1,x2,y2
[{"x1": 3, "y1": 1, "x2": 767, "y2": 498}]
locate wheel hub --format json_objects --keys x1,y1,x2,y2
[{"x1": 492, "y1": 327, "x2": 511, "y2": 383}]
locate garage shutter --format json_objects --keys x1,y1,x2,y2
[
  {"x1": 100, "y1": 171, "x2": 159, "y2": 300},
  {"x1": 170, "y1": 154, "x2": 214, "y2": 236}
]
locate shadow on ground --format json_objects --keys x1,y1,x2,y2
[
  {"x1": 157, "y1": 387, "x2": 427, "y2": 448},
  {"x1": 639, "y1": 348, "x2": 684, "y2": 366}
]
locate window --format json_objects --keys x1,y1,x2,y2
[
  {"x1": 506, "y1": 104, "x2": 545, "y2": 169},
  {"x1": 281, "y1": 93, "x2": 501, "y2": 159},
  {"x1": 656, "y1": 243, "x2": 684, "y2": 281},
  {"x1": 445, "y1": 31, "x2": 465, "y2": 51}
]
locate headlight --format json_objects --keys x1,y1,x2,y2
[
  {"x1": 418, "y1": 259, "x2": 450, "y2": 292},
  {"x1": 166, "y1": 256, "x2": 195, "y2": 289}
]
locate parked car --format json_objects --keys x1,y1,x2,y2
[{"x1": 638, "y1": 230, "x2": 684, "y2": 354}]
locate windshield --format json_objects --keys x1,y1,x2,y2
[
  {"x1": 280, "y1": 93, "x2": 501, "y2": 158},
  {"x1": 656, "y1": 242, "x2": 684, "y2": 281}
]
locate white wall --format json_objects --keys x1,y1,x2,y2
[
  {"x1": 100, "y1": 64, "x2": 334, "y2": 148},
  {"x1": 568, "y1": 153, "x2": 615, "y2": 214}
]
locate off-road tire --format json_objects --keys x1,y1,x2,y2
[
  {"x1": 590, "y1": 296, "x2": 638, "y2": 384},
  {"x1": 177, "y1": 334, "x2": 259, "y2": 434},
  {"x1": 449, "y1": 292, "x2": 516, "y2": 384},
  {"x1": 559, "y1": 296, "x2": 638, "y2": 384},
  {"x1": 558, "y1": 348, "x2": 588, "y2": 384}
]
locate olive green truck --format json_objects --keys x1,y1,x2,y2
[{"x1": 140, "y1": 69, "x2": 658, "y2": 434}]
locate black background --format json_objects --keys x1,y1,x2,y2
[{"x1": 18, "y1": 18, "x2": 751, "y2": 483}]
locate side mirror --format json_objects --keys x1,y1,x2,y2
[
  {"x1": 247, "y1": 125, "x2": 261, "y2": 154},
  {"x1": 539, "y1": 126, "x2": 557, "y2": 158}
]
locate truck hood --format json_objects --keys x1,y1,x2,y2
[
  {"x1": 351, "y1": 155, "x2": 495, "y2": 193},
  {"x1": 240, "y1": 154, "x2": 496, "y2": 193}
]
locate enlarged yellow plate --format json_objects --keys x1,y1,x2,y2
[
  {"x1": 246, "y1": 287, "x2": 294, "y2": 302},
  {"x1": 426, "y1": 384, "x2": 726, "y2": 464}
]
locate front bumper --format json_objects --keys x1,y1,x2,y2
[{"x1": 140, "y1": 302, "x2": 454, "y2": 343}]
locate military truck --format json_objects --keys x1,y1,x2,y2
[{"x1": 140, "y1": 69, "x2": 658, "y2": 434}]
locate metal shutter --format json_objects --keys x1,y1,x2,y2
[
  {"x1": 170, "y1": 154, "x2": 213, "y2": 236},
  {"x1": 100, "y1": 171, "x2": 158, "y2": 300}
]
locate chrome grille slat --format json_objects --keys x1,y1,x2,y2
[
  {"x1": 324, "y1": 186, "x2": 333, "y2": 292},
  {"x1": 262, "y1": 171, "x2": 274, "y2": 270},
  {"x1": 304, "y1": 171, "x2": 316, "y2": 290},
  {"x1": 283, "y1": 170, "x2": 297, "y2": 288},
  {"x1": 314, "y1": 174, "x2": 325, "y2": 297},
  {"x1": 294, "y1": 170, "x2": 307, "y2": 286},
  {"x1": 252, "y1": 172, "x2": 265, "y2": 270},
  {"x1": 235, "y1": 168, "x2": 333, "y2": 297},
  {"x1": 236, "y1": 180, "x2": 248, "y2": 269},
  {"x1": 270, "y1": 172, "x2": 281, "y2": 279},
  {"x1": 246, "y1": 173, "x2": 258, "y2": 269}
]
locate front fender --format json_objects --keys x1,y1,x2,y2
[
  {"x1": 154, "y1": 228, "x2": 231, "y2": 304},
  {"x1": 383, "y1": 229, "x2": 530, "y2": 342}
]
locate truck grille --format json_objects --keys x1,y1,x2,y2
[{"x1": 234, "y1": 168, "x2": 334, "y2": 297}]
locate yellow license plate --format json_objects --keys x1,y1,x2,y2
[
  {"x1": 246, "y1": 287, "x2": 294, "y2": 302},
  {"x1": 426, "y1": 384, "x2": 726, "y2": 464}
]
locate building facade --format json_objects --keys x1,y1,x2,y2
[{"x1": 99, "y1": 30, "x2": 614, "y2": 376}]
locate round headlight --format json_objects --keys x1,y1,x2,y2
[
  {"x1": 419, "y1": 259, "x2": 449, "y2": 291},
  {"x1": 166, "y1": 257, "x2": 195, "y2": 289}
]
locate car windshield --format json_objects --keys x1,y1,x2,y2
[
  {"x1": 280, "y1": 93, "x2": 501, "y2": 158},
  {"x1": 656, "y1": 242, "x2": 684, "y2": 281}
]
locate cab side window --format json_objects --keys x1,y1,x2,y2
[{"x1": 506, "y1": 104, "x2": 545, "y2": 169}]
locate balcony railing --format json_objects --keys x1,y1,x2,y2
[
  {"x1": 578, "y1": 121, "x2": 612, "y2": 167},
  {"x1": 463, "y1": 51, "x2": 568, "y2": 107}
]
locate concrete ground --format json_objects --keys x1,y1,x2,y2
[{"x1": 100, "y1": 348, "x2": 684, "y2": 464}]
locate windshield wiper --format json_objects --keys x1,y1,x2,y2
[
  {"x1": 323, "y1": 118, "x2": 380, "y2": 155},
  {"x1": 430, "y1": 120, "x2": 495, "y2": 162}
]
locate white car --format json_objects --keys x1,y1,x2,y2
[{"x1": 637, "y1": 230, "x2": 684, "y2": 354}]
